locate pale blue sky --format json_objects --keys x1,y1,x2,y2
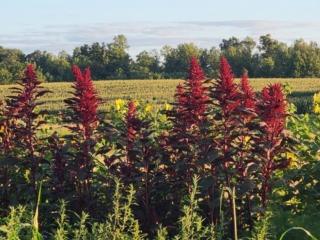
[{"x1": 1, "y1": 0, "x2": 320, "y2": 59}]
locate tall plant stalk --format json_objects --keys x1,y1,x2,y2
[
  {"x1": 256, "y1": 83, "x2": 289, "y2": 207},
  {"x1": 64, "y1": 65, "x2": 102, "y2": 214},
  {"x1": 4, "y1": 64, "x2": 51, "y2": 201}
]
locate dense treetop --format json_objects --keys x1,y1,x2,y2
[{"x1": 1, "y1": 34, "x2": 320, "y2": 84}]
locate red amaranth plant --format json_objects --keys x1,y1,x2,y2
[
  {"x1": 212, "y1": 57, "x2": 241, "y2": 116},
  {"x1": 171, "y1": 56, "x2": 208, "y2": 183},
  {"x1": 260, "y1": 83, "x2": 286, "y2": 135},
  {"x1": 170, "y1": 57, "x2": 208, "y2": 135},
  {"x1": 105, "y1": 100, "x2": 161, "y2": 233},
  {"x1": 202, "y1": 57, "x2": 244, "y2": 231},
  {"x1": 175, "y1": 83, "x2": 187, "y2": 115},
  {"x1": 102, "y1": 100, "x2": 142, "y2": 180},
  {"x1": 64, "y1": 65, "x2": 102, "y2": 214},
  {"x1": 158, "y1": 56, "x2": 210, "y2": 228},
  {"x1": 240, "y1": 72, "x2": 256, "y2": 110},
  {"x1": 236, "y1": 73, "x2": 257, "y2": 175},
  {"x1": 0, "y1": 100, "x2": 11, "y2": 216},
  {"x1": 2, "y1": 64, "x2": 51, "y2": 202},
  {"x1": 47, "y1": 132, "x2": 68, "y2": 196},
  {"x1": 168, "y1": 83, "x2": 188, "y2": 138},
  {"x1": 234, "y1": 72, "x2": 258, "y2": 229},
  {"x1": 184, "y1": 56, "x2": 208, "y2": 126},
  {"x1": 256, "y1": 83, "x2": 290, "y2": 207},
  {"x1": 65, "y1": 66, "x2": 101, "y2": 139},
  {"x1": 125, "y1": 100, "x2": 141, "y2": 166},
  {"x1": 208, "y1": 57, "x2": 242, "y2": 185}
]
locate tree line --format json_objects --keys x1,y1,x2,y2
[{"x1": 1, "y1": 33, "x2": 320, "y2": 84}]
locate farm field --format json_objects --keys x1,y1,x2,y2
[{"x1": 1, "y1": 78, "x2": 320, "y2": 113}]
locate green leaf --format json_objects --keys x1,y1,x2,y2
[
  {"x1": 0, "y1": 156, "x2": 20, "y2": 167},
  {"x1": 33, "y1": 179, "x2": 43, "y2": 233},
  {"x1": 247, "y1": 163, "x2": 261, "y2": 174},
  {"x1": 172, "y1": 145, "x2": 190, "y2": 152},
  {"x1": 313, "y1": 182, "x2": 320, "y2": 193},
  {"x1": 77, "y1": 170, "x2": 87, "y2": 180},
  {"x1": 198, "y1": 177, "x2": 215, "y2": 191},
  {"x1": 279, "y1": 227, "x2": 317, "y2": 240},
  {"x1": 0, "y1": 226, "x2": 9, "y2": 233},
  {"x1": 236, "y1": 180, "x2": 255, "y2": 195},
  {"x1": 35, "y1": 90, "x2": 52, "y2": 99},
  {"x1": 210, "y1": 198, "x2": 220, "y2": 208},
  {"x1": 96, "y1": 147, "x2": 112, "y2": 155}
]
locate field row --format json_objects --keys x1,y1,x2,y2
[{"x1": 0, "y1": 78, "x2": 320, "y2": 113}]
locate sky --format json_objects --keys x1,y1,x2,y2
[{"x1": 1, "y1": 0, "x2": 320, "y2": 59}]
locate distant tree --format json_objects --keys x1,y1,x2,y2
[
  {"x1": 221, "y1": 45, "x2": 242, "y2": 76},
  {"x1": 0, "y1": 48, "x2": 27, "y2": 83},
  {"x1": 239, "y1": 37, "x2": 257, "y2": 76},
  {"x1": 106, "y1": 35, "x2": 133, "y2": 79},
  {"x1": 72, "y1": 45, "x2": 92, "y2": 73},
  {"x1": 220, "y1": 36, "x2": 256, "y2": 77},
  {"x1": 257, "y1": 34, "x2": 290, "y2": 77},
  {"x1": 219, "y1": 36, "x2": 240, "y2": 51},
  {"x1": 25, "y1": 50, "x2": 43, "y2": 65},
  {"x1": 58, "y1": 50, "x2": 71, "y2": 61},
  {"x1": 162, "y1": 43, "x2": 203, "y2": 78},
  {"x1": 272, "y1": 42, "x2": 290, "y2": 77},
  {"x1": 2, "y1": 34, "x2": 320, "y2": 82},
  {"x1": 72, "y1": 53, "x2": 91, "y2": 71},
  {"x1": 258, "y1": 34, "x2": 278, "y2": 58},
  {"x1": 49, "y1": 58, "x2": 72, "y2": 81},
  {"x1": 0, "y1": 46, "x2": 6, "y2": 62},
  {"x1": 132, "y1": 51, "x2": 153, "y2": 79},
  {"x1": 26, "y1": 50, "x2": 73, "y2": 81},
  {"x1": 148, "y1": 49, "x2": 162, "y2": 75},
  {"x1": 259, "y1": 57, "x2": 275, "y2": 77},
  {"x1": 288, "y1": 39, "x2": 320, "y2": 77},
  {"x1": 26, "y1": 51, "x2": 53, "y2": 81},
  {"x1": 132, "y1": 49, "x2": 162, "y2": 79},
  {"x1": 0, "y1": 68, "x2": 12, "y2": 84},
  {"x1": 199, "y1": 46, "x2": 220, "y2": 78}
]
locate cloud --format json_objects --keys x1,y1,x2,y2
[
  {"x1": 1, "y1": 20, "x2": 320, "y2": 57},
  {"x1": 181, "y1": 20, "x2": 320, "y2": 30}
]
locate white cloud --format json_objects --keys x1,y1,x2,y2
[{"x1": 1, "y1": 20, "x2": 320, "y2": 57}]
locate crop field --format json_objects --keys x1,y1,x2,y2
[{"x1": 0, "y1": 78, "x2": 320, "y2": 113}]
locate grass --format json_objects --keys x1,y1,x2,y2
[
  {"x1": 0, "y1": 177, "x2": 224, "y2": 240},
  {"x1": 270, "y1": 204, "x2": 320, "y2": 239},
  {"x1": 1, "y1": 178, "x2": 317, "y2": 239}
]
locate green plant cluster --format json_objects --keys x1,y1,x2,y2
[{"x1": 0, "y1": 60, "x2": 320, "y2": 240}]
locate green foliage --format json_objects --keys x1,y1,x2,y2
[
  {"x1": 172, "y1": 175, "x2": 215, "y2": 240},
  {"x1": 2, "y1": 59, "x2": 320, "y2": 240},
  {"x1": 279, "y1": 227, "x2": 318, "y2": 240},
  {"x1": 269, "y1": 204, "x2": 320, "y2": 239},
  {"x1": 0, "y1": 68, "x2": 13, "y2": 84},
  {"x1": 99, "y1": 178, "x2": 146, "y2": 240},
  {"x1": 2, "y1": 33, "x2": 320, "y2": 81},
  {"x1": 0, "y1": 206, "x2": 32, "y2": 240},
  {"x1": 52, "y1": 200, "x2": 70, "y2": 240},
  {"x1": 248, "y1": 211, "x2": 275, "y2": 240},
  {"x1": 52, "y1": 178, "x2": 147, "y2": 239}
]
